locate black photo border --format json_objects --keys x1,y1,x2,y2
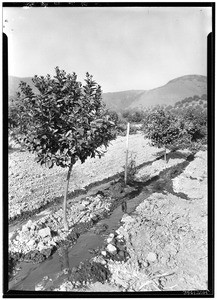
[{"x1": 2, "y1": 2, "x2": 215, "y2": 298}]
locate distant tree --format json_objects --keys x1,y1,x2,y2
[
  {"x1": 165, "y1": 105, "x2": 173, "y2": 111},
  {"x1": 143, "y1": 105, "x2": 207, "y2": 159},
  {"x1": 173, "y1": 106, "x2": 207, "y2": 150},
  {"x1": 122, "y1": 110, "x2": 130, "y2": 120},
  {"x1": 201, "y1": 94, "x2": 207, "y2": 100},
  {"x1": 131, "y1": 110, "x2": 145, "y2": 123},
  {"x1": 12, "y1": 67, "x2": 117, "y2": 230},
  {"x1": 142, "y1": 109, "x2": 183, "y2": 162},
  {"x1": 174, "y1": 101, "x2": 181, "y2": 108},
  {"x1": 195, "y1": 104, "x2": 201, "y2": 111},
  {"x1": 8, "y1": 96, "x2": 19, "y2": 129},
  {"x1": 106, "y1": 109, "x2": 119, "y2": 124},
  {"x1": 193, "y1": 95, "x2": 200, "y2": 101},
  {"x1": 122, "y1": 109, "x2": 145, "y2": 123},
  {"x1": 181, "y1": 98, "x2": 187, "y2": 104},
  {"x1": 186, "y1": 97, "x2": 192, "y2": 103}
]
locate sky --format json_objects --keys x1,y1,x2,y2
[{"x1": 3, "y1": 5, "x2": 212, "y2": 92}]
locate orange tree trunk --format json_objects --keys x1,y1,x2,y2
[
  {"x1": 164, "y1": 147, "x2": 167, "y2": 164},
  {"x1": 63, "y1": 163, "x2": 72, "y2": 231}
]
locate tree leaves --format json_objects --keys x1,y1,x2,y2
[
  {"x1": 11, "y1": 67, "x2": 117, "y2": 169},
  {"x1": 142, "y1": 107, "x2": 207, "y2": 151},
  {"x1": 45, "y1": 160, "x2": 54, "y2": 169}
]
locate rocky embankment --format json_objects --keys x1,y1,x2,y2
[
  {"x1": 54, "y1": 150, "x2": 207, "y2": 292},
  {"x1": 9, "y1": 193, "x2": 113, "y2": 267}
]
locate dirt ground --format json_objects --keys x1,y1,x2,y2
[
  {"x1": 8, "y1": 133, "x2": 209, "y2": 293},
  {"x1": 9, "y1": 134, "x2": 162, "y2": 221},
  {"x1": 54, "y1": 150, "x2": 208, "y2": 292},
  {"x1": 107, "y1": 193, "x2": 207, "y2": 291}
]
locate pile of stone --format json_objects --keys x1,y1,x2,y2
[
  {"x1": 100, "y1": 231, "x2": 128, "y2": 262},
  {"x1": 9, "y1": 194, "x2": 113, "y2": 263}
]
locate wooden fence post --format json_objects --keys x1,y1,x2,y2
[{"x1": 124, "y1": 122, "x2": 130, "y2": 185}]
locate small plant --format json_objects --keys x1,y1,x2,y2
[{"x1": 120, "y1": 152, "x2": 137, "y2": 184}]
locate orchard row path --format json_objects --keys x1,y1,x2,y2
[{"x1": 9, "y1": 134, "x2": 163, "y2": 222}]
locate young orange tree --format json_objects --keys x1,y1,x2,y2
[
  {"x1": 142, "y1": 109, "x2": 183, "y2": 162},
  {"x1": 142, "y1": 107, "x2": 207, "y2": 160},
  {"x1": 13, "y1": 67, "x2": 117, "y2": 230}
]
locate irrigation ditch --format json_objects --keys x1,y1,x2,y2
[{"x1": 8, "y1": 150, "x2": 196, "y2": 291}]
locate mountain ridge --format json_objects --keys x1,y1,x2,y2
[{"x1": 8, "y1": 74, "x2": 207, "y2": 111}]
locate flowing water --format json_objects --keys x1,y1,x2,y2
[
  {"x1": 9, "y1": 186, "x2": 153, "y2": 291},
  {"x1": 9, "y1": 153, "x2": 191, "y2": 291}
]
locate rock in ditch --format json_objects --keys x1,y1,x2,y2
[
  {"x1": 26, "y1": 220, "x2": 33, "y2": 228},
  {"x1": 106, "y1": 244, "x2": 117, "y2": 254},
  {"x1": 116, "y1": 234, "x2": 124, "y2": 240},
  {"x1": 101, "y1": 250, "x2": 107, "y2": 257},
  {"x1": 106, "y1": 236, "x2": 114, "y2": 244},
  {"x1": 38, "y1": 227, "x2": 51, "y2": 238},
  {"x1": 37, "y1": 241, "x2": 46, "y2": 252},
  {"x1": 121, "y1": 214, "x2": 135, "y2": 224},
  {"x1": 26, "y1": 240, "x2": 36, "y2": 248},
  {"x1": 146, "y1": 252, "x2": 157, "y2": 262},
  {"x1": 22, "y1": 225, "x2": 29, "y2": 233}
]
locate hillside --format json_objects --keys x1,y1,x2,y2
[
  {"x1": 8, "y1": 76, "x2": 144, "y2": 112},
  {"x1": 128, "y1": 75, "x2": 207, "y2": 110},
  {"x1": 102, "y1": 90, "x2": 145, "y2": 112},
  {"x1": 8, "y1": 75, "x2": 207, "y2": 112}
]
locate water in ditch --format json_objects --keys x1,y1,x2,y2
[
  {"x1": 9, "y1": 189, "x2": 153, "y2": 291},
  {"x1": 9, "y1": 153, "x2": 192, "y2": 291}
]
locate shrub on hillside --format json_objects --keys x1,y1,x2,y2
[
  {"x1": 193, "y1": 95, "x2": 200, "y2": 101},
  {"x1": 201, "y1": 94, "x2": 207, "y2": 100}
]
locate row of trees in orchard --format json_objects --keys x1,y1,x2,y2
[{"x1": 8, "y1": 67, "x2": 207, "y2": 229}]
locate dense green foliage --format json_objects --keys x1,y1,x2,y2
[
  {"x1": 172, "y1": 94, "x2": 207, "y2": 110},
  {"x1": 142, "y1": 109, "x2": 182, "y2": 150},
  {"x1": 105, "y1": 109, "x2": 119, "y2": 124},
  {"x1": 10, "y1": 67, "x2": 117, "y2": 168},
  {"x1": 142, "y1": 105, "x2": 207, "y2": 152},
  {"x1": 9, "y1": 67, "x2": 118, "y2": 230},
  {"x1": 8, "y1": 97, "x2": 19, "y2": 129},
  {"x1": 122, "y1": 109, "x2": 145, "y2": 123},
  {"x1": 175, "y1": 106, "x2": 207, "y2": 149}
]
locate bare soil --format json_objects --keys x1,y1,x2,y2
[
  {"x1": 8, "y1": 134, "x2": 208, "y2": 294},
  {"x1": 54, "y1": 150, "x2": 208, "y2": 292},
  {"x1": 9, "y1": 134, "x2": 161, "y2": 222}
]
